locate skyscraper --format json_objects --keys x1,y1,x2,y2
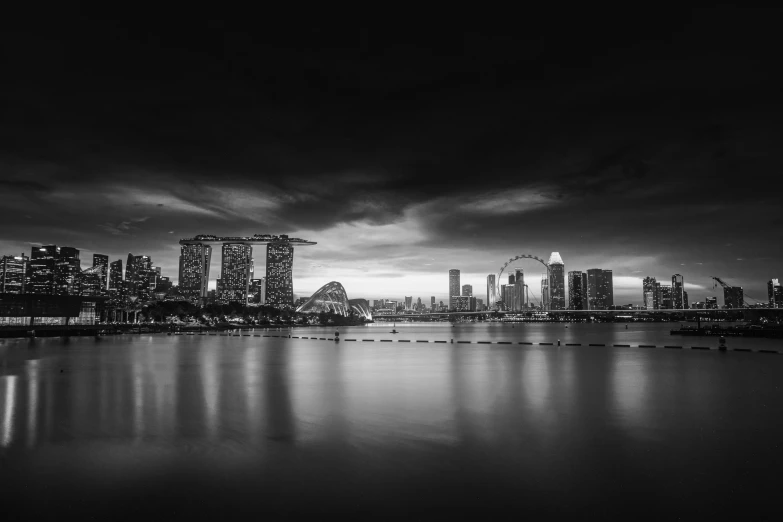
[
  {"x1": 431, "y1": 296, "x2": 436, "y2": 311},
  {"x1": 724, "y1": 286, "x2": 744, "y2": 309},
  {"x1": 78, "y1": 266, "x2": 103, "y2": 296},
  {"x1": 55, "y1": 246, "x2": 80, "y2": 296},
  {"x1": 568, "y1": 271, "x2": 586, "y2": 310},
  {"x1": 449, "y1": 269, "x2": 460, "y2": 310},
  {"x1": 587, "y1": 268, "x2": 613, "y2": 310},
  {"x1": 109, "y1": 259, "x2": 123, "y2": 296},
  {"x1": 125, "y1": 253, "x2": 138, "y2": 295},
  {"x1": 217, "y1": 244, "x2": 253, "y2": 304},
  {"x1": 768, "y1": 279, "x2": 780, "y2": 307},
  {"x1": 768, "y1": 279, "x2": 783, "y2": 308},
  {"x1": 504, "y1": 284, "x2": 516, "y2": 311},
  {"x1": 29, "y1": 245, "x2": 59, "y2": 295},
  {"x1": 514, "y1": 269, "x2": 525, "y2": 309},
  {"x1": 603, "y1": 270, "x2": 614, "y2": 309},
  {"x1": 672, "y1": 274, "x2": 685, "y2": 310},
  {"x1": 462, "y1": 284, "x2": 472, "y2": 297},
  {"x1": 405, "y1": 296, "x2": 413, "y2": 310},
  {"x1": 28, "y1": 245, "x2": 84, "y2": 296},
  {"x1": 486, "y1": 274, "x2": 496, "y2": 310},
  {"x1": 92, "y1": 254, "x2": 109, "y2": 293},
  {"x1": 541, "y1": 276, "x2": 549, "y2": 310},
  {"x1": 126, "y1": 255, "x2": 155, "y2": 300},
  {"x1": 416, "y1": 297, "x2": 422, "y2": 311},
  {"x1": 643, "y1": 277, "x2": 658, "y2": 310},
  {"x1": 266, "y1": 242, "x2": 294, "y2": 307},
  {"x1": 155, "y1": 276, "x2": 172, "y2": 294},
  {"x1": 179, "y1": 244, "x2": 212, "y2": 304},
  {"x1": 1, "y1": 254, "x2": 28, "y2": 294},
  {"x1": 547, "y1": 252, "x2": 565, "y2": 310},
  {"x1": 659, "y1": 285, "x2": 673, "y2": 309}
]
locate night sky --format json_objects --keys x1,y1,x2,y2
[{"x1": 2, "y1": 10, "x2": 782, "y2": 304}]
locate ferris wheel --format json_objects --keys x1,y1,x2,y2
[{"x1": 495, "y1": 254, "x2": 550, "y2": 305}]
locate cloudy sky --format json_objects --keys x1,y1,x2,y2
[{"x1": 2, "y1": 10, "x2": 782, "y2": 305}]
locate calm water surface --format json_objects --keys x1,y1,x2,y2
[{"x1": 1, "y1": 323, "x2": 781, "y2": 518}]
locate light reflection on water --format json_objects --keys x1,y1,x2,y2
[
  {"x1": 0, "y1": 324, "x2": 781, "y2": 517},
  {"x1": 2, "y1": 374, "x2": 16, "y2": 447}
]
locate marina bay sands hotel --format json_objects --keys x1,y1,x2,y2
[{"x1": 178, "y1": 234, "x2": 316, "y2": 306}]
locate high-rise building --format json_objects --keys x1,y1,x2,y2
[
  {"x1": 462, "y1": 284, "x2": 472, "y2": 297},
  {"x1": 431, "y1": 296, "x2": 436, "y2": 311},
  {"x1": 541, "y1": 276, "x2": 549, "y2": 310},
  {"x1": 55, "y1": 247, "x2": 80, "y2": 296},
  {"x1": 178, "y1": 244, "x2": 212, "y2": 304},
  {"x1": 24, "y1": 246, "x2": 87, "y2": 296},
  {"x1": 453, "y1": 296, "x2": 470, "y2": 311},
  {"x1": 1, "y1": 254, "x2": 28, "y2": 294},
  {"x1": 155, "y1": 276, "x2": 172, "y2": 293},
  {"x1": 568, "y1": 271, "x2": 586, "y2": 310},
  {"x1": 768, "y1": 279, "x2": 782, "y2": 308},
  {"x1": 29, "y1": 245, "x2": 59, "y2": 295},
  {"x1": 249, "y1": 278, "x2": 266, "y2": 304},
  {"x1": 587, "y1": 269, "x2": 613, "y2": 310},
  {"x1": 706, "y1": 296, "x2": 718, "y2": 309},
  {"x1": 503, "y1": 284, "x2": 516, "y2": 311},
  {"x1": 672, "y1": 274, "x2": 685, "y2": 310},
  {"x1": 125, "y1": 255, "x2": 156, "y2": 300},
  {"x1": 125, "y1": 253, "x2": 138, "y2": 295},
  {"x1": 659, "y1": 285, "x2": 673, "y2": 309},
  {"x1": 449, "y1": 269, "x2": 460, "y2": 310},
  {"x1": 92, "y1": 254, "x2": 109, "y2": 293},
  {"x1": 217, "y1": 244, "x2": 253, "y2": 304},
  {"x1": 405, "y1": 296, "x2": 413, "y2": 310},
  {"x1": 109, "y1": 259, "x2": 123, "y2": 296},
  {"x1": 642, "y1": 277, "x2": 658, "y2": 310},
  {"x1": 514, "y1": 269, "x2": 525, "y2": 309},
  {"x1": 476, "y1": 298, "x2": 484, "y2": 311},
  {"x1": 486, "y1": 274, "x2": 496, "y2": 310},
  {"x1": 79, "y1": 266, "x2": 103, "y2": 296},
  {"x1": 416, "y1": 297, "x2": 422, "y2": 311},
  {"x1": 604, "y1": 270, "x2": 614, "y2": 309},
  {"x1": 723, "y1": 286, "x2": 744, "y2": 309},
  {"x1": 547, "y1": 252, "x2": 565, "y2": 310},
  {"x1": 774, "y1": 287, "x2": 783, "y2": 309},
  {"x1": 266, "y1": 242, "x2": 295, "y2": 307}
]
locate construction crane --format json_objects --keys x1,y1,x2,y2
[{"x1": 711, "y1": 277, "x2": 764, "y2": 307}]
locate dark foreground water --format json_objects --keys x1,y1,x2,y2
[{"x1": 1, "y1": 324, "x2": 782, "y2": 519}]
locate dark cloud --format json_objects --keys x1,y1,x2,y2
[{"x1": 1, "y1": 10, "x2": 782, "y2": 301}]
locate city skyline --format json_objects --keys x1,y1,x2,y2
[
  {"x1": 1, "y1": 237, "x2": 775, "y2": 307},
  {"x1": 2, "y1": 15, "x2": 782, "y2": 305}
]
